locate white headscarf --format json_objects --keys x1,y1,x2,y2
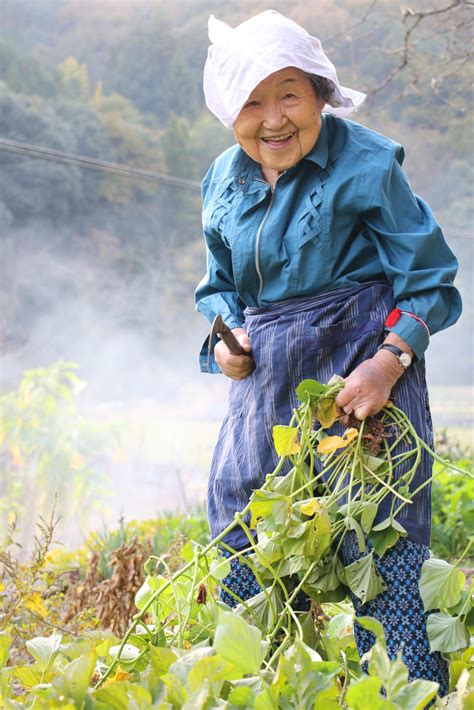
[{"x1": 204, "y1": 10, "x2": 366, "y2": 128}]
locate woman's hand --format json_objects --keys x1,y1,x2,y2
[
  {"x1": 335, "y1": 348, "x2": 407, "y2": 420},
  {"x1": 214, "y1": 327, "x2": 254, "y2": 380}
]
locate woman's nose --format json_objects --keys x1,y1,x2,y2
[{"x1": 262, "y1": 101, "x2": 286, "y2": 130}]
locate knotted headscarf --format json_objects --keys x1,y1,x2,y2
[{"x1": 204, "y1": 10, "x2": 366, "y2": 128}]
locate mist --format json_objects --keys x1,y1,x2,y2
[{"x1": 1, "y1": 0, "x2": 472, "y2": 548}]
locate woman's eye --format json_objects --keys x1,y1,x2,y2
[
  {"x1": 283, "y1": 93, "x2": 297, "y2": 100},
  {"x1": 244, "y1": 100, "x2": 260, "y2": 108}
]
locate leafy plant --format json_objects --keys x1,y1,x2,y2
[
  {"x1": 1, "y1": 377, "x2": 472, "y2": 707},
  {"x1": 431, "y1": 456, "x2": 474, "y2": 563},
  {"x1": 0, "y1": 361, "x2": 117, "y2": 543}
]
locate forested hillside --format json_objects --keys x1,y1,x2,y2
[{"x1": 0, "y1": 0, "x2": 472, "y2": 392}]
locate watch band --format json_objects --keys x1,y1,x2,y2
[{"x1": 377, "y1": 343, "x2": 412, "y2": 369}]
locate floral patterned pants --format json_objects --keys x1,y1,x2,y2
[{"x1": 220, "y1": 535, "x2": 449, "y2": 696}]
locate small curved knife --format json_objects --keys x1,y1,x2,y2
[{"x1": 209, "y1": 314, "x2": 246, "y2": 356}]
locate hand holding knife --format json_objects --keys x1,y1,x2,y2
[{"x1": 208, "y1": 315, "x2": 255, "y2": 377}]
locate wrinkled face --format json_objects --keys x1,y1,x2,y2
[{"x1": 233, "y1": 67, "x2": 325, "y2": 173}]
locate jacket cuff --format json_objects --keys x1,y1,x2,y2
[{"x1": 385, "y1": 312, "x2": 430, "y2": 360}]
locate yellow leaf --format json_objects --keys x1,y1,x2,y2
[
  {"x1": 273, "y1": 425, "x2": 301, "y2": 456},
  {"x1": 317, "y1": 435, "x2": 347, "y2": 454},
  {"x1": 317, "y1": 427, "x2": 358, "y2": 454},
  {"x1": 24, "y1": 592, "x2": 48, "y2": 618},
  {"x1": 344, "y1": 428, "x2": 358, "y2": 444},
  {"x1": 102, "y1": 669, "x2": 132, "y2": 688},
  {"x1": 316, "y1": 397, "x2": 338, "y2": 428},
  {"x1": 70, "y1": 451, "x2": 85, "y2": 469},
  {"x1": 299, "y1": 498, "x2": 320, "y2": 516}
]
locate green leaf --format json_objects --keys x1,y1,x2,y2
[
  {"x1": 249, "y1": 489, "x2": 288, "y2": 529},
  {"x1": 305, "y1": 554, "x2": 345, "y2": 592},
  {"x1": 28, "y1": 684, "x2": 57, "y2": 703},
  {"x1": 25, "y1": 633, "x2": 62, "y2": 672},
  {"x1": 0, "y1": 632, "x2": 12, "y2": 670},
  {"x1": 108, "y1": 643, "x2": 140, "y2": 667},
  {"x1": 450, "y1": 584, "x2": 473, "y2": 617},
  {"x1": 344, "y1": 552, "x2": 387, "y2": 603},
  {"x1": 59, "y1": 652, "x2": 96, "y2": 707},
  {"x1": 347, "y1": 517, "x2": 366, "y2": 553},
  {"x1": 236, "y1": 585, "x2": 285, "y2": 633},
  {"x1": 12, "y1": 665, "x2": 43, "y2": 689},
  {"x1": 394, "y1": 679, "x2": 439, "y2": 709},
  {"x1": 346, "y1": 676, "x2": 395, "y2": 709},
  {"x1": 369, "y1": 519, "x2": 402, "y2": 558},
  {"x1": 357, "y1": 616, "x2": 386, "y2": 645},
  {"x1": 182, "y1": 680, "x2": 211, "y2": 710},
  {"x1": 362, "y1": 455, "x2": 386, "y2": 473},
  {"x1": 273, "y1": 424, "x2": 301, "y2": 456},
  {"x1": 210, "y1": 555, "x2": 231, "y2": 581},
  {"x1": 188, "y1": 654, "x2": 241, "y2": 692},
  {"x1": 300, "y1": 610, "x2": 320, "y2": 649},
  {"x1": 150, "y1": 646, "x2": 178, "y2": 677},
  {"x1": 169, "y1": 647, "x2": 216, "y2": 686},
  {"x1": 94, "y1": 681, "x2": 153, "y2": 709},
  {"x1": 360, "y1": 502, "x2": 379, "y2": 534},
  {"x1": 420, "y1": 558, "x2": 466, "y2": 612},
  {"x1": 426, "y1": 612, "x2": 470, "y2": 652},
  {"x1": 327, "y1": 613, "x2": 353, "y2": 640},
  {"x1": 135, "y1": 575, "x2": 168, "y2": 612},
  {"x1": 213, "y1": 609, "x2": 267, "y2": 675},
  {"x1": 366, "y1": 641, "x2": 392, "y2": 686},
  {"x1": 296, "y1": 379, "x2": 328, "y2": 404},
  {"x1": 228, "y1": 685, "x2": 256, "y2": 705},
  {"x1": 254, "y1": 684, "x2": 280, "y2": 710}
]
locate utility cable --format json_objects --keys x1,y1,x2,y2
[
  {"x1": 0, "y1": 137, "x2": 473, "y2": 242},
  {"x1": 0, "y1": 137, "x2": 201, "y2": 191}
]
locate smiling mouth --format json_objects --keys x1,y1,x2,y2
[{"x1": 261, "y1": 132, "x2": 295, "y2": 148}]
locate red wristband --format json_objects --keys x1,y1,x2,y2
[{"x1": 385, "y1": 308, "x2": 430, "y2": 336}]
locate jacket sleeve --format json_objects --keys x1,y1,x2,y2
[
  {"x1": 195, "y1": 171, "x2": 246, "y2": 373},
  {"x1": 360, "y1": 144, "x2": 462, "y2": 359}
]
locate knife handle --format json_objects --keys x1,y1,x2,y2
[{"x1": 219, "y1": 329, "x2": 246, "y2": 356}]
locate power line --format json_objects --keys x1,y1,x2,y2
[
  {"x1": 0, "y1": 137, "x2": 473, "y2": 242},
  {"x1": 0, "y1": 138, "x2": 201, "y2": 191}
]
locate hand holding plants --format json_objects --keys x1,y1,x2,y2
[{"x1": 335, "y1": 350, "x2": 404, "y2": 419}]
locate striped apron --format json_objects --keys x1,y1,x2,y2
[{"x1": 207, "y1": 281, "x2": 433, "y2": 551}]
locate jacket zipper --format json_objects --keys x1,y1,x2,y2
[{"x1": 254, "y1": 174, "x2": 283, "y2": 300}]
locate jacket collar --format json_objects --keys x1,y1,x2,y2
[{"x1": 303, "y1": 114, "x2": 329, "y2": 169}]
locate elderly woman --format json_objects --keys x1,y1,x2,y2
[{"x1": 195, "y1": 10, "x2": 461, "y2": 694}]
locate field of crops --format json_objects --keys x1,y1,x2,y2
[{"x1": 1, "y1": 368, "x2": 472, "y2": 708}]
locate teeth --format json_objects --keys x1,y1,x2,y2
[{"x1": 263, "y1": 133, "x2": 293, "y2": 142}]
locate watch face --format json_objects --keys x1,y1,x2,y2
[{"x1": 400, "y1": 352, "x2": 412, "y2": 368}]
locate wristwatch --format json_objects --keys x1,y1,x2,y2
[{"x1": 377, "y1": 343, "x2": 413, "y2": 369}]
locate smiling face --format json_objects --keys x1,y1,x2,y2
[{"x1": 233, "y1": 67, "x2": 325, "y2": 179}]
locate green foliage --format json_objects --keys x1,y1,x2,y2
[
  {"x1": 420, "y1": 545, "x2": 473, "y2": 655},
  {"x1": 0, "y1": 38, "x2": 57, "y2": 98},
  {"x1": 44, "y1": 378, "x2": 465, "y2": 708},
  {"x1": 0, "y1": 361, "x2": 115, "y2": 538},
  {"x1": 431, "y1": 458, "x2": 474, "y2": 563},
  {"x1": 81, "y1": 513, "x2": 210, "y2": 580}
]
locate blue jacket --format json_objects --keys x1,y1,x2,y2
[{"x1": 195, "y1": 114, "x2": 461, "y2": 370}]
